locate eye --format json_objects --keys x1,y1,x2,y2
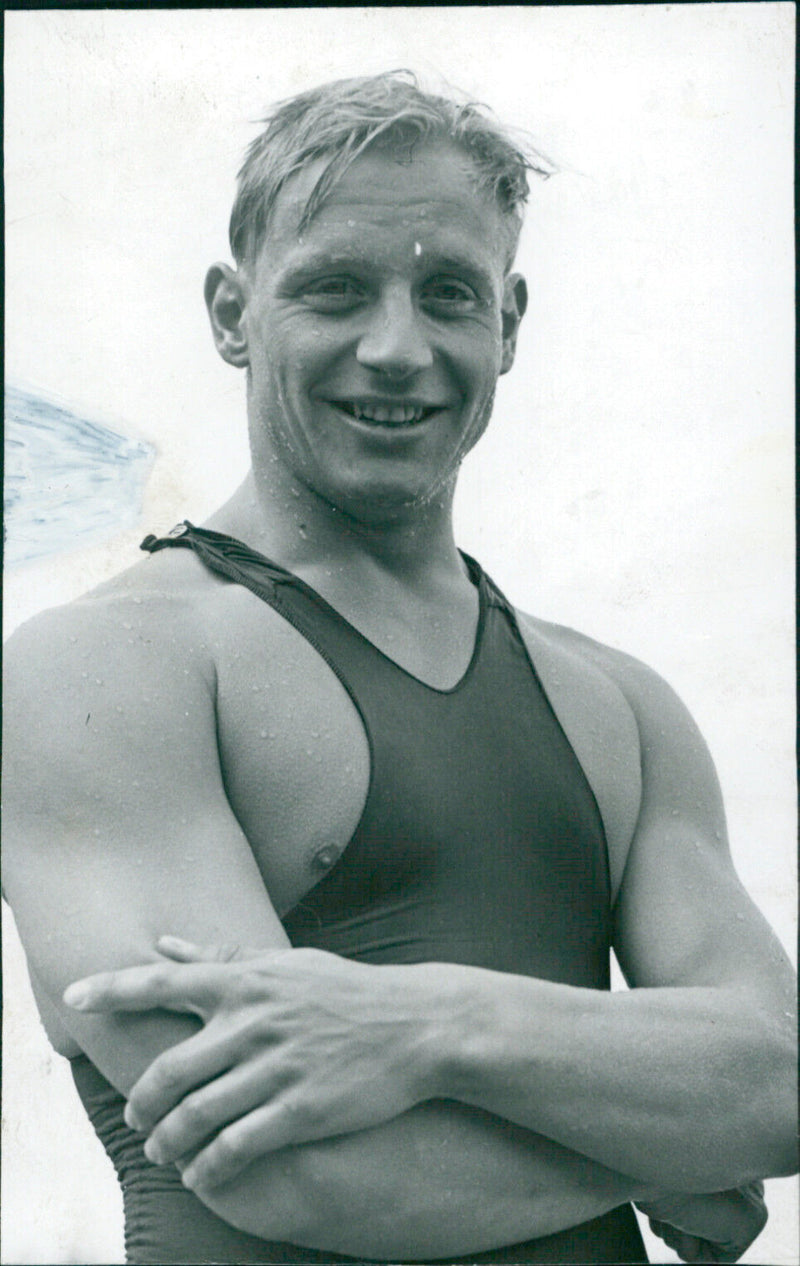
[
  {"x1": 300, "y1": 277, "x2": 366, "y2": 313},
  {"x1": 421, "y1": 276, "x2": 483, "y2": 315}
]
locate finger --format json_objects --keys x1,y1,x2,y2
[
  {"x1": 181, "y1": 1095, "x2": 328, "y2": 1191},
  {"x1": 125, "y1": 1017, "x2": 252, "y2": 1133},
  {"x1": 142, "y1": 1058, "x2": 283, "y2": 1164},
  {"x1": 157, "y1": 936, "x2": 243, "y2": 964},
  {"x1": 674, "y1": 1234, "x2": 713, "y2": 1263},
  {"x1": 647, "y1": 1220, "x2": 696, "y2": 1256},
  {"x1": 63, "y1": 961, "x2": 228, "y2": 1016}
]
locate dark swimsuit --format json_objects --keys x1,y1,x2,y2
[{"x1": 70, "y1": 523, "x2": 647, "y2": 1264}]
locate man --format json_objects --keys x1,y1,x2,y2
[{"x1": 4, "y1": 73, "x2": 796, "y2": 1265}]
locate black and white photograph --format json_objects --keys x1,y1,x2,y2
[{"x1": 3, "y1": 6, "x2": 797, "y2": 1264}]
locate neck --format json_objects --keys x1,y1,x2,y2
[{"x1": 206, "y1": 465, "x2": 465, "y2": 588}]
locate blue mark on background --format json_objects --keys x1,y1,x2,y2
[{"x1": 4, "y1": 385, "x2": 155, "y2": 567}]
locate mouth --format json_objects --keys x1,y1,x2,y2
[{"x1": 326, "y1": 399, "x2": 444, "y2": 427}]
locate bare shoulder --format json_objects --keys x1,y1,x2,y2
[
  {"x1": 2, "y1": 544, "x2": 232, "y2": 859},
  {"x1": 4, "y1": 544, "x2": 222, "y2": 691},
  {"x1": 516, "y1": 608, "x2": 699, "y2": 739},
  {"x1": 514, "y1": 609, "x2": 715, "y2": 901}
]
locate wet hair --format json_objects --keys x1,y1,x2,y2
[{"x1": 229, "y1": 70, "x2": 555, "y2": 268}]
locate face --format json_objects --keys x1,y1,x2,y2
[{"x1": 209, "y1": 140, "x2": 527, "y2": 521}]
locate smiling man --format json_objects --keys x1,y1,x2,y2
[{"x1": 4, "y1": 73, "x2": 796, "y2": 1266}]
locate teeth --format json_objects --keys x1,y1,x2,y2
[{"x1": 338, "y1": 401, "x2": 430, "y2": 425}]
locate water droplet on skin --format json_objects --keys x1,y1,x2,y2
[
  {"x1": 299, "y1": 525, "x2": 308, "y2": 539},
  {"x1": 252, "y1": 684, "x2": 261, "y2": 692},
  {"x1": 133, "y1": 597, "x2": 142, "y2": 605},
  {"x1": 414, "y1": 241, "x2": 422, "y2": 256},
  {"x1": 123, "y1": 622, "x2": 132, "y2": 631},
  {"x1": 95, "y1": 679, "x2": 103, "y2": 686},
  {"x1": 260, "y1": 730, "x2": 268, "y2": 739}
]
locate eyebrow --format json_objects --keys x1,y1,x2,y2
[{"x1": 279, "y1": 249, "x2": 497, "y2": 292}]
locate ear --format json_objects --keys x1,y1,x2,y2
[
  {"x1": 500, "y1": 273, "x2": 528, "y2": 375},
  {"x1": 204, "y1": 263, "x2": 250, "y2": 368}
]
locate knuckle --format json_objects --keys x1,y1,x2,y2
[
  {"x1": 226, "y1": 972, "x2": 255, "y2": 1006},
  {"x1": 281, "y1": 1095, "x2": 319, "y2": 1137},
  {"x1": 244, "y1": 1012, "x2": 275, "y2": 1050},
  {"x1": 181, "y1": 1093, "x2": 214, "y2": 1133},
  {"x1": 203, "y1": 1130, "x2": 243, "y2": 1184},
  {"x1": 150, "y1": 963, "x2": 173, "y2": 991},
  {"x1": 239, "y1": 967, "x2": 267, "y2": 996},
  {"x1": 149, "y1": 1059, "x2": 184, "y2": 1098}
]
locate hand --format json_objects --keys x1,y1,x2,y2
[
  {"x1": 64, "y1": 937, "x2": 449, "y2": 1190},
  {"x1": 637, "y1": 1184, "x2": 768, "y2": 1263}
]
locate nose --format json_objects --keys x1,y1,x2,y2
[{"x1": 355, "y1": 287, "x2": 434, "y2": 378}]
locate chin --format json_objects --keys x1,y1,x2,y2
[{"x1": 323, "y1": 477, "x2": 451, "y2": 525}]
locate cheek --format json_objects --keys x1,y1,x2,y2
[{"x1": 458, "y1": 330, "x2": 503, "y2": 402}]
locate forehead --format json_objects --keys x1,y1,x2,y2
[{"x1": 258, "y1": 141, "x2": 511, "y2": 275}]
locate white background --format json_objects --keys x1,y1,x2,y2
[{"x1": 3, "y1": 6, "x2": 796, "y2": 1263}]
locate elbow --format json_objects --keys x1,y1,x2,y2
[
  {"x1": 757, "y1": 1051, "x2": 798, "y2": 1179},
  {"x1": 728, "y1": 1012, "x2": 798, "y2": 1185},
  {"x1": 673, "y1": 1011, "x2": 798, "y2": 1193},
  {"x1": 752, "y1": 1009, "x2": 798, "y2": 1179}
]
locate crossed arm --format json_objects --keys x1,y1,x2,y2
[{"x1": 5, "y1": 599, "x2": 796, "y2": 1259}]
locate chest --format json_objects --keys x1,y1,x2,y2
[
  {"x1": 210, "y1": 595, "x2": 371, "y2": 917},
  {"x1": 206, "y1": 585, "x2": 629, "y2": 933}
]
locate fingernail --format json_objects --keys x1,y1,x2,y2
[
  {"x1": 123, "y1": 1102, "x2": 141, "y2": 1132},
  {"x1": 157, "y1": 935, "x2": 188, "y2": 950},
  {"x1": 144, "y1": 1137, "x2": 164, "y2": 1165},
  {"x1": 63, "y1": 984, "x2": 90, "y2": 1009}
]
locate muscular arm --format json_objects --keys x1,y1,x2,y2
[
  {"x1": 75, "y1": 640, "x2": 795, "y2": 1205},
  {"x1": 200, "y1": 1106, "x2": 654, "y2": 1258},
  {"x1": 4, "y1": 595, "x2": 657, "y2": 1256},
  {"x1": 429, "y1": 650, "x2": 797, "y2": 1191}
]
